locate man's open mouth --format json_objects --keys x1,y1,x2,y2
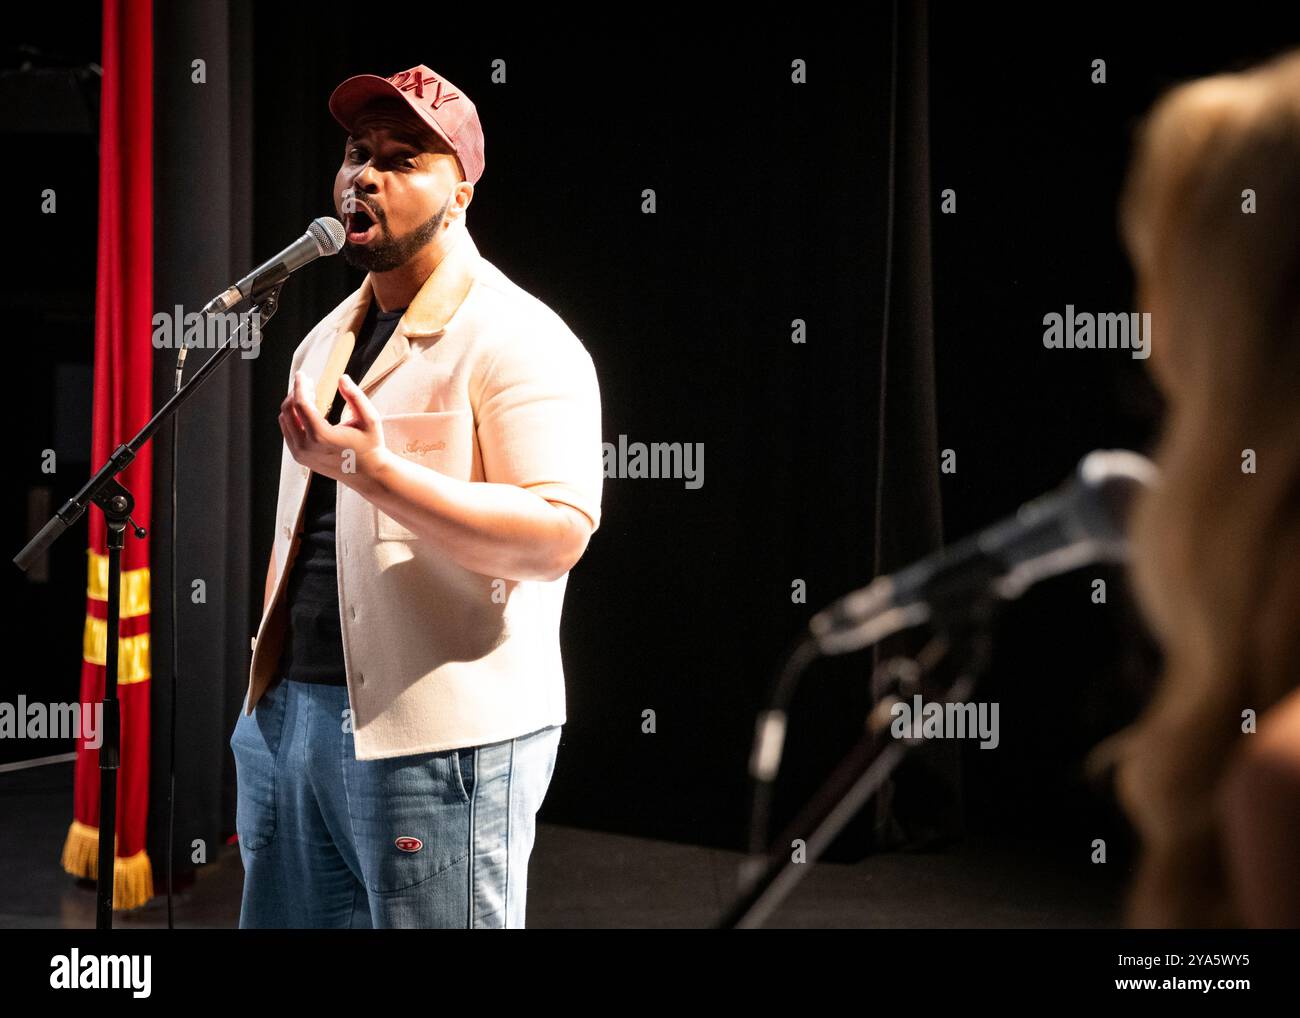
[{"x1": 346, "y1": 207, "x2": 379, "y2": 244}]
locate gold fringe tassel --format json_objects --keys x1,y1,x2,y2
[{"x1": 61, "y1": 818, "x2": 155, "y2": 910}]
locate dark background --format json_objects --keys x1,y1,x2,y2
[{"x1": 8, "y1": 2, "x2": 1300, "y2": 899}]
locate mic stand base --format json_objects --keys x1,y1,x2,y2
[{"x1": 719, "y1": 599, "x2": 998, "y2": 928}]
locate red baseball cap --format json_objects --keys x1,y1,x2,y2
[{"x1": 329, "y1": 65, "x2": 485, "y2": 185}]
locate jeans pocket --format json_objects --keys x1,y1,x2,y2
[
  {"x1": 341, "y1": 745, "x2": 472, "y2": 895},
  {"x1": 453, "y1": 747, "x2": 477, "y2": 805},
  {"x1": 230, "y1": 680, "x2": 288, "y2": 851}
]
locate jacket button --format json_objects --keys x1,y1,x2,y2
[
  {"x1": 356, "y1": 673, "x2": 365, "y2": 686},
  {"x1": 282, "y1": 525, "x2": 291, "y2": 539},
  {"x1": 350, "y1": 605, "x2": 357, "y2": 620}
]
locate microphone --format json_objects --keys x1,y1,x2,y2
[
  {"x1": 808, "y1": 449, "x2": 1158, "y2": 654},
  {"x1": 201, "y1": 216, "x2": 346, "y2": 316}
]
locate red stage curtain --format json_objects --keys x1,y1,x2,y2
[{"x1": 61, "y1": 0, "x2": 155, "y2": 910}]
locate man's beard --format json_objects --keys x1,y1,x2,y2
[{"x1": 341, "y1": 194, "x2": 452, "y2": 273}]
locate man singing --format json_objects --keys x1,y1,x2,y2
[{"x1": 230, "y1": 64, "x2": 603, "y2": 929}]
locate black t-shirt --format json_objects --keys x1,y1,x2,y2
[{"x1": 277, "y1": 300, "x2": 406, "y2": 685}]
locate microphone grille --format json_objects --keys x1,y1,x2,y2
[
  {"x1": 1074, "y1": 450, "x2": 1159, "y2": 546},
  {"x1": 309, "y1": 216, "x2": 346, "y2": 255}
]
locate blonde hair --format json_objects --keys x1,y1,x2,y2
[{"x1": 1087, "y1": 47, "x2": 1300, "y2": 927}]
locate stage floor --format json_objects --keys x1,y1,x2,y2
[{"x1": 0, "y1": 760, "x2": 1126, "y2": 929}]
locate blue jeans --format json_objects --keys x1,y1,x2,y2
[{"x1": 229, "y1": 677, "x2": 561, "y2": 928}]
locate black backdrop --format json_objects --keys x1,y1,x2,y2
[{"x1": 10, "y1": 2, "x2": 1300, "y2": 898}]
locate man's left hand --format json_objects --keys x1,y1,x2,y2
[{"x1": 279, "y1": 370, "x2": 390, "y2": 486}]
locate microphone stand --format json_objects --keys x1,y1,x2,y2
[
  {"x1": 13, "y1": 283, "x2": 284, "y2": 930},
  {"x1": 717, "y1": 594, "x2": 1000, "y2": 929}
]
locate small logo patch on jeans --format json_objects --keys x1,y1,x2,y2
[{"x1": 394, "y1": 836, "x2": 424, "y2": 853}]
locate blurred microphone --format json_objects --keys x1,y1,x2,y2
[
  {"x1": 808, "y1": 449, "x2": 1158, "y2": 655},
  {"x1": 201, "y1": 216, "x2": 345, "y2": 316}
]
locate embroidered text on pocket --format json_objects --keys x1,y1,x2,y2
[{"x1": 375, "y1": 410, "x2": 475, "y2": 540}]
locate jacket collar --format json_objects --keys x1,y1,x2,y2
[
  {"x1": 372, "y1": 224, "x2": 482, "y2": 338},
  {"x1": 311, "y1": 227, "x2": 481, "y2": 414}
]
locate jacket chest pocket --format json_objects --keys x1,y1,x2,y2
[{"x1": 376, "y1": 410, "x2": 476, "y2": 541}]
